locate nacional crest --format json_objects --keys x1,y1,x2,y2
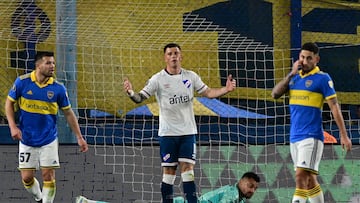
[
  {"x1": 163, "y1": 153, "x2": 170, "y2": 161},
  {"x1": 183, "y1": 79, "x2": 191, "y2": 88}
]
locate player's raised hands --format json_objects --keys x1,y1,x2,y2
[
  {"x1": 226, "y1": 74, "x2": 236, "y2": 92},
  {"x1": 290, "y1": 60, "x2": 301, "y2": 76},
  {"x1": 123, "y1": 77, "x2": 133, "y2": 93}
]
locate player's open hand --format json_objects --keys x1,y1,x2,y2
[
  {"x1": 123, "y1": 77, "x2": 133, "y2": 93},
  {"x1": 226, "y1": 74, "x2": 236, "y2": 92}
]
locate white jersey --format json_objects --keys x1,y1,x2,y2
[{"x1": 140, "y1": 68, "x2": 208, "y2": 136}]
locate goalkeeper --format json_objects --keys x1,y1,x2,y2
[
  {"x1": 174, "y1": 171, "x2": 260, "y2": 203},
  {"x1": 123, "y1": 43, "x2": 236, "y2": 203}
]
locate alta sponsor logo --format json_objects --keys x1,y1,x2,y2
[{"x1": 169, "y1": 95, "x2": 190, "y2": 104}]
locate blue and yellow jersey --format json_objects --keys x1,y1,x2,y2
[
  {"x1": 7, "y1": 71, "x2": 71, "y2": 147},
  {"x1": 288, "y1": 67, "x2": 336, "y2": 143}
]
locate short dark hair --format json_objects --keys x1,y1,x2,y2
[
  {"x1": 301, "y1": 42, "x2": 319, "y2": 55},
  {"x1": 163, "y1": 43, "x2": 181, "y2": 53},
  {"x1": 35, "y1": 51, "x2": 54, "y2": 63},
  {"x1": 241, "y1": 172, "x2": 260, "y2": 183}
]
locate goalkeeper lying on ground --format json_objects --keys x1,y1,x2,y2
[
  {"x1": 75, "y1": 172, "x2": 259, "y2": 203},
  {"x1": 174, "y1": 171, "x2": 260, "y2": 203}
]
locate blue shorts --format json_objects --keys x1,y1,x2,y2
[{"x1": 159, "y1": 135, "x2": 196, "y2": 167}]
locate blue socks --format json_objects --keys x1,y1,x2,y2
[
  {"x1": 183, "y1": 181, "x2": 197, "y2": 203},
  {"x1": 161, "y1": 182, "x2": 173, "y2": 203}
]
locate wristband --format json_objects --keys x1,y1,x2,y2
[{"x1": 127, "y1": 90, "x2": 135, "y2": 97}]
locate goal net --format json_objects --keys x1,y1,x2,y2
[{"x1": 0, "y1": 0, "x2": 359, "y2": 203}]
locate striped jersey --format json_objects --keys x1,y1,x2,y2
[
  {"x1": 7, "y1": 71, "x2": 71, "y2": 147},
  {"x1": 288, "y1": 67, "x2": 336, "y2": 143},
  {"x1": 140, "y1": 68, "x2": 208, "y2": 136}
]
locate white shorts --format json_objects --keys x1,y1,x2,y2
[
  {"x1": 18, "y1": 139, "x2": 60, "y2": 170},
  {"x1": 290, "y1": 138, "x2": 323, "y2": 174}
]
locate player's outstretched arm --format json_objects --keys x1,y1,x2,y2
[
  {"x1": 123, "y1": 77, "x2": 146, "y2": 103},
  {"x1": 63, "y1": 108, "x2": 88, "y2": 152},
  {"x1": 202, "y1": 74, "x2": 236, "y2": 98}
]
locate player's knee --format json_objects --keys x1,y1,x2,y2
[
  {"x1": 181, "y1": 170, "x2": 194, "y2": 182},
  {"x1": 163, "y1": 166, "x2": 177, "y2": 175},
  {"x1": 22, "y1": 177, "x2": 35, "y2": 187},
  {"x1": 41, "y1": 168, "x2": 55, "y2": 181},
  {"x1": 162, "y1": 174, "x2": 176, "y2": 185}
]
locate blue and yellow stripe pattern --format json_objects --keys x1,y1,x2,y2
[
  {"x1": 7, "y1": 71, "x2": 70, "y2": 147},
  {"x1": 288, "y1": 67, "x2": 336, "y2": 143}
]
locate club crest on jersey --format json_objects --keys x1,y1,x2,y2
[
  {"x1": 305, "y1": 80, "x2": 313, "y2": 88},
  {"x1": 47, "y1": 91, "x2": 54, "y2": 99},
  {"x1": 163, "y1": 153, "x2": 170, "y2": 161},
  {"x1": 183, "y1": 79, "x2": 191, "y2": 88}
]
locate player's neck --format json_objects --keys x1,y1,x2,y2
[
  {"x1": 35, "y1": 72, "x2": 50, "y2": 85},
  {"x1": 165, "y1": 66, "x2": 181, "y2": 75}
]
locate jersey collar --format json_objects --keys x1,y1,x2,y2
[
  {"x1": 31, "y1": 71, "x2": 54, "y2": 87},
  {"x1": 299, "y1": 66, "x2": 320, "y2": 78},
  {"x1": 164, "y1": 68, "x2": 182, "y2": 75}
]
